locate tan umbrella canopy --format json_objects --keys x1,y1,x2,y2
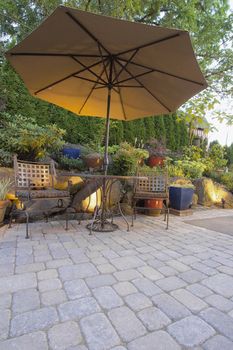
[
  {"x1": 6, "y1": 5, "x2": 207, "y2": 121},
  {"x1": 6, "y1": 6, "x2": 207, "y2": 232}
]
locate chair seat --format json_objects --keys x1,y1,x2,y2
[
  {"x1": 16, "y1": 189, "x2": 70, "y2": 199},
  {"x1": 134, "y1": 192, "x2": 168, "y2": 199}
]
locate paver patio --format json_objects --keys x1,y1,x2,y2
[{"x1": 1, "y1": 209, "x2": 233, "y2": 349}]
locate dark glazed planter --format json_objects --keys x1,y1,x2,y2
[
  {"x1": 169, "y1": 186, "x2": 194, "y2": 210},
  {"x1": 63, "y1": 147, "x2": 80, "y2": 159}
]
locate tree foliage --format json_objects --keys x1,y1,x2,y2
[{"x1": 0, "y1": 0, "x2": 232, "y2": 152}]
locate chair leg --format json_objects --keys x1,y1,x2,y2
[
  {"x1": 163, "y1": 200, "x2": 166, "y2": 222},
  {"x1": 25, "y1": 211, "x2": 29, "y2": 239},
  {"x1": 8, "y1": 211, "x2": 13, "y2": 229},
  {"x1": 166, "y1": 199, "x2": 169, "y2": 230},
  {"x1": 131, "y1": 200, "x2": 136, "y2": 227},
  {"x1": 65, "y1": 211, "x2": 69, "y2": 231},
  {"x1": 8, "y1": 202, "x2": 16, "y2": 229},
  {"x1": 118, "y1": 201, "x2": 129, "y2": 232}
]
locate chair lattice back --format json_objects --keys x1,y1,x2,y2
[
  {"x1": 14, "y1": 156, "x2": 55, "y2": 189},
  {"x1": 136, "y1": 169, "x2": 168, "y2": 194}
]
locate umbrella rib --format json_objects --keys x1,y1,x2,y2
[
  {"x1": 115, "y1": 58, "x2": 171, "y2": 113},
  {"x1": 113, "y1": 60, "x2": 126, "y2": 120},
  {"x1": 66, "y1": 11, "x2": 110, "y2": 55},
  {"x1": 98, "y1": 44, "x2": 109, "y2": 82},
  {"x1": 115, "y1": 33, "x2": 180, "y2": 57},
  {"x1": 115, "y1": 85, "x2": 143, "y2": 88},
  {"x1": 71, "y1": 55, "x2": 107, "y2": 84},
  {"x1": 119, "y1": 58, "x2": 205, "y2": 86},
  {"x1": 117, "y1": 69, "x2": 154, "y2": 84},
  {"x1": 112, "y1": 49, "x2": 139, "y2": 84},
  {"x1": 34, "y1": 59, "x2": 104, "y2": 95},
  {"x1": 79, "y1": 61, "x2": 109, "y2": 114}
]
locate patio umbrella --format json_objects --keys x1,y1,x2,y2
[
  {"x1": 6, "y1": 5, "x2": 207, "y2": 173},
  {"x1": 6, "y1": 6, "x2": 207, "y2": 231}
]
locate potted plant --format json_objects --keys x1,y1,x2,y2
[
  {"x1": 138, "y1": 165, "x2": 167, "y2": 216},
  {"x1": 169, "y1": 183, "x2": 195, "y2": 210},
  {"x1": 146, "y1": 139, "x2": 169, "y2": 167},
  {"x1": 0, "y1": 178, "x2": 12, "y2": 226},
  {"x1": 62, "y1": 143, "x2": 81, "y2": 159}
]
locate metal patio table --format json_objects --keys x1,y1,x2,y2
[{"x1": 62, "y1": 173, "x2": 147, "y2": 234}]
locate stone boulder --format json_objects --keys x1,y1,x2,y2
[
  {"x1": 192, "y1": 193, "x2": 198, "y2": 206},
  {"x1": 194, "y1": 177, "x2": 233, "y2": 208}
]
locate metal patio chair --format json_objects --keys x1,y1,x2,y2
[
  {"x1": 9, "y1": 155, "x2": 71, "y2": 238},
  {"x1": 132, "y1": 167, "x2": 169, "y2": 229}
]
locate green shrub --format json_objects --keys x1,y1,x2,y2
[
  {"x1": 0, "y1": 149, "x2": 13, "y2": 167},
  {"x1": 0, "y1": 178, "x2": 12, "y2": 200},
  {"x1": 111, "y1": 142, "x2": 149, "y2": 176},
  {"x1": 0, "y1": 112, "x2": 65, "y2": 163},
  {"x1": 220, "y1": 172, "x2": 233, "y2": 192},
  {"x1": 58, "y1": 156, "x2": 86, "y2": 171},
  {"x1": 167, "y1": 164, "x2": 185, "y2": 178}
]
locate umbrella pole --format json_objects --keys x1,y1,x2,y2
[
  {"x1": 101, "y1": 85, "x2": 112, "y2": 228},
  {"x1": 101, "y1": 57, "x2": 113, "y2": 228}
]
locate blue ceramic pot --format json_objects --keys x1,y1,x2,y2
[
  {"x1": 169, "y1": 186, "x2": 194, "y2": 210},
  {"x1": 63, "y1": 147, "x2": 80, "y2": 159}
]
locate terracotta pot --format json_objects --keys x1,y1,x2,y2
[
  {"x1": 0, "y1": 200, "x2": 9, "y2": 226},
  {"x1": 145, "y1": 199, "x2": 163, "y2": 216},
  {"x1": 148, "y1": 155, "x2": 165, "y2": 167},
  {"x1": 83, "y1": 153, "x2": 103, "y2": 170}
]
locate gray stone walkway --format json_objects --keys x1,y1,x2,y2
[{"x1": 1, "y1": 209, "x2": 233, "y2": 349}]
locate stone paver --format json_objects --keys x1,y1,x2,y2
[
  {"x1": 48, "y1": 321, "x2": 82, "y2": 350},
  {"x1": 113, "y1": 281, "x2": 137, "y2": 296},
  {"x1": 167, "y1": 315, "x2": 215, "y2": 347},
  {"x1": 85, "y1": 274, "x2": 116, "y2": 288},
  {"x1": 41, "y1": 289, "x2": 67, "y2": 306},
  {"x1": 137, "y1": 307, "x2": 171, "y2": 331},
  {"x1": 12, "y1": 288, "x2": 40, "y2": 314},
  {"x1": 125, "y1": 292, "x2": 152, "y2": 311},
  {"x1": 108, "y1": 306, "x2": 146, "y2": 342},
  {"x1": 64, "y1": 279, "x2": 91, "y2": 300},
  {"x1": 200, "y1": 307, "x2": 233, "y2": 341},
  {"x1": 0, "y1": 293, "x2": 11, "y2": 309},
  {"x1": 186, "y1": 283, "x2": 213, "y2": 298},
  {"x1": 137, "y1": 266, "x2": 163, "y2": 281},
  {"x1": 132, "y1": 277, "x2": 162, "y2": 296},
  {"x1": 58, "y1": 297, "x2": 100, "y2": 321},
  {"x1": 10, "y1": 307, "x2": 58, "y2": 337},
  {"x1": 205, "y1": 294, "x2": 233, "y2": 312},
  {"x1": 92, "y1": 286, "x2": 123, "y2": 310},
  {"x1": 38, "y1": 269, "x2": 58, "y2": 280},
  {"x1": 171, "y1": 289, "x2": 207, "y2": 312},
  {"x1": 152, "y1": 294, "x2": 191, "y2": 320},
  {"x1": 0, "y1": 272, "x2": 36, "y2": 294},
  {"x1": 2, "y1": 210, "x2": 233, "y2": 349},
  {"x1": 111, "y1": 256, "x2": 145, "y2": 270},
  {"x1": 128, "y1": 330, "x2": 181, "y2": 350},
  {"x1": 59, "y1": 263, "x2": 98, "y2": 281},
  {"x1": 38, "y1": 278, "x2": 62, "y2": 292},
  {"x1": 113, "y1": 269, "x2": 142, "y2": 281},
  {"x1": 179, "y1": 269, "x2": 207, "y2": 283},
  {"x1": 80, "y1": 313, "x2": 120, "y2": 350},
  {"x1": 0, "y1": 331, "x2": 48, "y2": 350},
  {"x1": 0, "y1": 309, "x2": 10, "y2": 340},
  {"x1": 202, "y1": 274, "x2": 233, "y2": 297},
  {"x1": 155, "y1": 276, "x2": 187, "y2": 292},
  {"x1": 203, "y1": 334, "x2": 233, "y2": 350}
]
